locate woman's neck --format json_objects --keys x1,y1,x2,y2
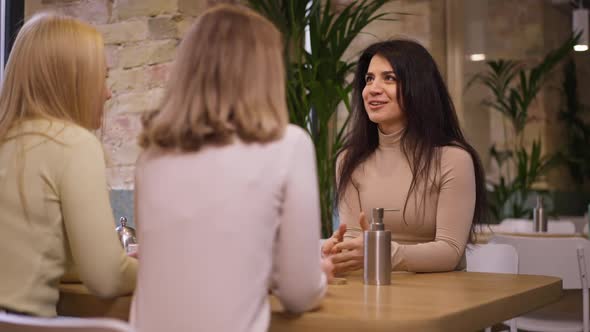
[
  {"x1": 377, "y1": 126, "x2": 404, "y2": 147},
  {"x1": 378, "y1": 120, "x2": 405, "y2": 135}
]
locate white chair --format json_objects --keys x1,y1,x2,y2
[
  {"x1": 466, "y1": 243, "x2": 518, "y2": 332},
  {"x1": 491, "y1": 235, "x2": 590, "y2": 332},
  {"x1": 549, "y1": 220, "x2": 576, "y2": 234},
  {"x1": 495, "y1": 218, "x2": 576, "y2": 234},
  {"x1": 0, "y1": 313, "x2": 134, "y2": 332},
  {"x1": 561, "y1": 215, "x2": 587, "y2": 233}
]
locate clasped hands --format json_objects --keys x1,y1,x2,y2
[{"x1": 321, "y1": 212, "x2": 369, "y2": 274}]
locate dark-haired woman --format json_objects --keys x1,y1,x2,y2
[{"x1": 321, "y1": 39, "x2": 487, "y2": 273}]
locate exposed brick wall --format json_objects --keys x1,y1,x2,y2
[{"x1": 24, "y1": 0, "x2": 231, "y2": 189}]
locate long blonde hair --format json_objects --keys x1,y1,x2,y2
[
  {"x1": 0, "y1": 12, "x2": 107, "y2": 140},
  {"x1": 0, "y1": 13, "x2": 107, "y2": 220},
  {"x1": 139, "y1": 4, "x2": 288, "y2": 151}
]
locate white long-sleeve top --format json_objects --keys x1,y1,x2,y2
[{"x1": 133, "y1": 124, "x2": 326, "y2": 332}]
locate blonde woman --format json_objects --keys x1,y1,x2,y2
[
  {"x1": 134, "y1": 4, "x2": 331, "y2": 332},
  {"x1": 0, "y1": 14, "x2": 137, "y2": 317}
]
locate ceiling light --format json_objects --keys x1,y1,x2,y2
[{"x1": 469, "y1": 54, "x2": 486, "y2": 61}]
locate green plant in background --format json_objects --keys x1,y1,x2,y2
[
  {"x1": 469, "y1": 35, "x2": 578, "y2": 222},
  {"x1": 247, "y1": 0, "x2": 391, "y2": 237},
  {"x1": 558, "y1": 58, "x2": 590, "y2": 186}
]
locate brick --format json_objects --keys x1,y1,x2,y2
[
  {"x1": 105, "y1": 44, "x2": 120, "y2": 69},
  {"x1": 98, "y1": 20, "x2": 148, "y2": 44},
  {"x1": 176, "y1": 16, "x2": 196, "y2": 38},
  {"x1": 42, "y1": 0, "x2": 78, "y2": 3},
  {"x1": 178, "y1": 0, "x2": 207, "y2": 16},
  {"x1": 107, "y1": 63, "x2": 170, "y2": 94},
  {"x1": 109, "y1": 88, "x2": 166, "y2": 114},
  {"x1": 114, "y1": 0, "x2": 178, "y2": 20},
  {"x1": 101, "y1": 113, "x2": 143, "y2": 166},
  {"x1": 145, "y1": 63, "x2": 172, "y2": 88},
  {"x1": 118, "y1": 40, "x2": 178, "y2": 69},
  {"x1": 28, "y1": 0, "x2": 112, "y2": 24},
  {"x1": 111, "y1": 140, "x2": 142, "y2": 165},
  {"x1": 107, "y1": 68, "x2": 147, "y2": 94},
  {"x1": 206, "y1": 0, "x2": 242, "y2": 7},
  {"x1": 25, "y1": 0, "x2": 43, "y2": 18},
  {"x1": 148, "y1": 16, "x2": 180, "y2": 40},
  {"x1": 58, "y1": 0, "x2": 112, "y2": 24},
  {"x1": 103, "y1": 98, "x2": 116, "y2": 116},
  {"x1": 106, "y1": 166, "x2": 136, "y2": 190}
]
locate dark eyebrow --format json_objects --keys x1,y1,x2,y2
[{"x1": 366, "y1": 71, "x2": 395, "y2": 76}]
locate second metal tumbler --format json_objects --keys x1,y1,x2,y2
[{"x1": 533, "y1": 196, "x2": 547, "y2": 232}]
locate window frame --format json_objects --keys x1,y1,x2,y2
[{"x1": 1, "y1": 0, "x2": 24, "y2": 79}]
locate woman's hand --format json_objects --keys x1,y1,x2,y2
[
  {"x1": 321, "y1": 256, "x2": 335, "y2": 283},
  {"x1": 321, "y1": 223, "x2": 347, "y2": 258},
  {"x1": 126, "y1": 244, "x2": 139, "y2": 259},
  {"x1": 330, "y1": 212, "x2": 369, "y2": 274}
]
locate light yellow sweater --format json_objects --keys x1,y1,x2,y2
[
  {"x1": 0, "y1": 119, "x2": 137, "y2": 317},
  {"x1": 338, "y1": 128, "x2": 476, "y2": 272}
]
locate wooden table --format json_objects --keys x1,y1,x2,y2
[
  {"x1": 59, "y1": 271, "x2": 561, "y2": 332},
  {"x1": 58, "y1": 283, "x2": 132, "y2": 321},
  {"x1": 476, "y1": 231, "x2": 585, "y2": 244}
]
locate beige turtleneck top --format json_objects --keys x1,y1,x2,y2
[{"x1": 338, "y1": 128, "x2": 476, "y2": 272}]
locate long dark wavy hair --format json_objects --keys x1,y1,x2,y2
[{"x1": 336, "y1": 39, "x2": 487, "y2": 241}]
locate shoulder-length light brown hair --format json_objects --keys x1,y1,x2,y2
[
  {"x1": 0, "y1": 13, "x2": 107, "y2": 139},
  {"x1": 139, "y1": 4, "x2": 288, "y2": 151}
]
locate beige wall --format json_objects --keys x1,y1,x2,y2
[
  {"x1": 341, "y1": 0, "x2": 447, "y2": 75},
  {"x1": 462, "y1": 0, "x2": 548, "y2": 177},
  {"x1": 461, "y1": 0, "x2": 588, "y2": 190}
]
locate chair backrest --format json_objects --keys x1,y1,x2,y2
[
  {"x1": 0, "y1": 313, "x2": 134, "y2": 332},
  {"x1": 490, "y1": 235, "x2": 590, "y2": 289},
  {"x1": 497, "y1": 218, "x2": 576, "y2": 234},
  {"x1": 466, "y1": 243, "x2": 518, "y2": 274},
  {"x1": 548, "y1": 220, "x2": 577, "y2": 233},
  {"x1": 498, "y1": 219, "x2": 533, "y2": 233},
  {"x1": 560, "y1": 215, "x2": 587, "y2": 233}
]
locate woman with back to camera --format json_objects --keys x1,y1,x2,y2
[
  {"x1": 0, "y1": 13, "x2": 137, "y2": 317},
  {"x1": 322, "y1": 39, "x2": 487, "y2": 273},
  {"x1": 134, "y1": 4, "x2": 332, "y2": 332}
]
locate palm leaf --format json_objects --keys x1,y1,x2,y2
[
  {"x1": 470, "y1": 35, "x2": 578, "y2": 220},
  {"x1": 248, "y1": 0, "x2": 393, "y2": 237}
]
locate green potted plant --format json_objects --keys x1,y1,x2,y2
[
  {"x1": 246, "y1": 0, "x2": 392, "y2": 237},
  {"x1": 559, "y1": 58, "x2": 590, "y2": 186},
  {"x1": 469, "y1": 35, "x2": 578, "y2": 222}
]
